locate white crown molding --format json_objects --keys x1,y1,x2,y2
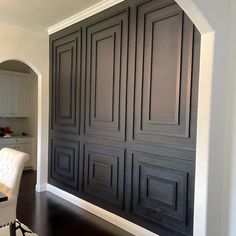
[
  {"x1": 47, "y1": 184, "x2": 159, "y2": 236},
  {"x1": 48, "y1": 0, "x2": 124, "y2": 35}
]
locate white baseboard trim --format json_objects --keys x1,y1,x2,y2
[
  {"x1": 48, "y1": 0, "x2": 124, "y2": 34},
  {"x1": 47, "y1": 184, "x2": 158, "y2": 236},
  {"x1": 35, "y1": 183, "x2": 47, "y2": 192}
]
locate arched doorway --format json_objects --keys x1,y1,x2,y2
[{"x1": 0, "y1": 59, "x2": 42, "y2": 193}]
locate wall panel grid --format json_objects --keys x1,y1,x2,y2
[{"x1": 49, "y1": 0, "x2": 200, "y2": 235}]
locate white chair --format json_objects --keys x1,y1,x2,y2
[{"x1": 0, "y1": 148, "x2": 29, "y2": 236}]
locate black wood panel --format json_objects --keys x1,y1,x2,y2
[
  {"x1": 49, "y1": 0, "x2": 200, "y2": 235},
  {"x1": 49, "y1": 137, "x2": 79, "y2": 190},
  {"x1": 83, "y1": 143, "x2": 125, "y2": 209},
  {"x1": 84, "y1": 9, "x2": 129, "y2": 140},
  {"x1": 126, "y1": 151, "x2": 194, "y2": 235},
  {"x1": 134, "y1": 1, "x2": 197, "y2": 148},
  {"x1": 51, "y1": 30, "x2": 81, "y2": 134}
]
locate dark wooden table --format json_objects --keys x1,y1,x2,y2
[{"x1": 0, "y1": 191, "x2": 8, "y2": 202}]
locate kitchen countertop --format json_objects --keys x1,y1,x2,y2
[{"x1": 0, "y1": 135, "x2": 33, "y2": 139}]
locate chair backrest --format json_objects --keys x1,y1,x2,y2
[{"x1": 0, "y1": 148, "x2": 29, "y2": 199}]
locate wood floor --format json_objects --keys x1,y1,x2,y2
[{"x1": 17, "y1": 171, "x2": 133, "y2": 236}]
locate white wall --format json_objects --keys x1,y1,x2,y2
[
  {"x1": 29, "y1": 72, "x2": 38, "y2": 170},
  {"x1": 0, "y1": 22, "x2": 49, "y2": 191},
  {"x1": 176, "y1": 0, "x2": 234, "y2": 236},
  {"x1": 227, "y1": 0, "x2": 236, "y2": 235}
]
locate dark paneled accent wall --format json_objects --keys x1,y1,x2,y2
[{"x1": 49, "y1": 0, "x2": 200, "y2": 235}]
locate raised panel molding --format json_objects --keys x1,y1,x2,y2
[
  {"x1": 134, "y1": 2, "x2": 195, "y2": 146},
  {"x1": 91, "y1": 28, "x2": 117, "y2": 123},
  {"x1": 83, "y1": 143, "x2": 125, "y2": 209},
  {"x1": 50, "y1": 138, "x2": 79, "y2": 189},
  {"x1": 145, "y1": 11, "x2": 183, "y2": 125},
  {"x1": 127, "y1": 151, "x2": 194, "y2": 235},
  {"x1": 49, "y1": 0, "x2": 200, "y2": 235},
  {"x1": 51, "y1": 30, "x2": 81, "y2": 134},
  {"x1": 85, "y1": 9, "x2": 128, "y2": 140}
]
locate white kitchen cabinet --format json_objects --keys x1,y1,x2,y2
[
  {"x1": 0, "y1": 137, "x2": 34, "y2": 169},
  {"x1": 0, "y1": 70, "x2": 30, "y2": 117},
  {"x1": 0, "y1": 74, "x2": 12, "y2": 117},
  {"x1": 13, "y1": 75, "x2": 31, "y2": 117}
]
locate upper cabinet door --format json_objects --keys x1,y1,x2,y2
[
  {"x1": 84, "y1": 9, "x2": 129, "y2": 140},
  {"x1": 134, "y1": 1, "x2": 196, "y2": 148},
  {"x1": 13, "y1": 75, "x2": 31, "y2": 117},
  {"x1": 0, "y1": 74, "x2": 12, "y2": 117},
  {"x1": 0, "y1": 73, "x2": 31, "y2": 118},
  {"x1": 51, "y1": 30, "x2": 81, "y2": 134}
]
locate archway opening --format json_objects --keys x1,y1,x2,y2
[{"x1": 0, "y1": 60, "x2": 39, "y2": 192}]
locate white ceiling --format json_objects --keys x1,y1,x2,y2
[{"x1": 0, "y1": 0, "x2": 102, "y2": 30}]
